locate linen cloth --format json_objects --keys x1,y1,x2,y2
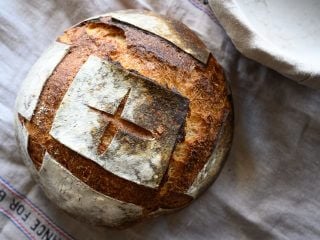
[
  {"x1": 210, "y1": 0, "x2": 320, "y2": 89},
  {"x1": 0, "y1": 0, "x2": 320, "y2": 239}
]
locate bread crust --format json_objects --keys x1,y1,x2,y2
[{"x1": 17, "y1": 11, "x2": 232, "y2": 221}]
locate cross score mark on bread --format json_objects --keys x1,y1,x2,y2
[{"x1": 87, "y1": 89, "x2": 154, "y2": 156}]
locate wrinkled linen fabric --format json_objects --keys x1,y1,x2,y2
[
  {"x1": 210, "y1": 0, "x2": 320, "y2": 89},
  {"x1": 0, "y1": 0, "x2": 320, "y2": 239}
]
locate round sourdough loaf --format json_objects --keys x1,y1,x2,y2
[{"x1": 15, "y1": 10, "x2": 233, "y2": 228}]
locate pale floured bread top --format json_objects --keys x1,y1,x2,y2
[{"x1": 18, "y1": 11, "x2": 231, "y2": 214}]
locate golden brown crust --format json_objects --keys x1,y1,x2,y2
[{"x1": 24, "y1": 17, "x2": 230, "y2": 211}]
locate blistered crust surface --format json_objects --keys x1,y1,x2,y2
[
  {"x1": 187, "y1": 110, "x2": 233, "y2": 197},
  {"x1": 16, "y1": 42, "x2": 70, "y2": 120},
  {"x1": 107, "y1": 10, "x2": 210, "y2": 64}
]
